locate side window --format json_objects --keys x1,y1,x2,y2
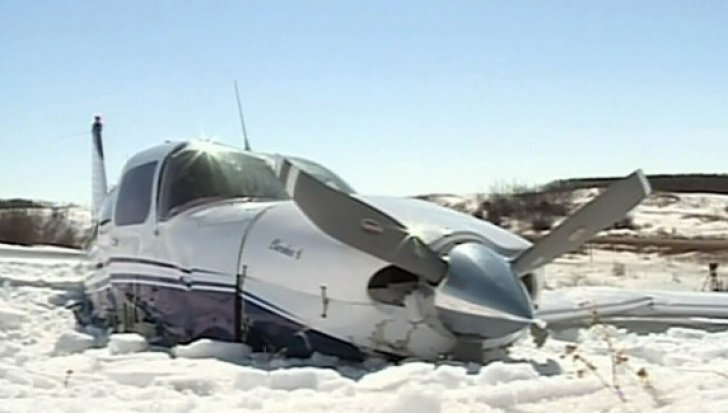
[{"x1": 114, "y1": 162, "x2": 157, "y2": 226}]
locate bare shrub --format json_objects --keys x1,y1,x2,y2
[
  {"x1": 0, "y1": 198, "x2": 49, "y2": 209},
  {"x1": 477, "y1": 183, "x2": 574, "y2": 230},
  {"x1": 530, "y1": 214, "x2": 554, "y2": 232},
  {"x1": 612, "y1": 215, "x2": 637, "y2": 230},
  {"x1": 0, "y1": 209, "x2": 39, "y2": 245},
  {"x1": 482, "y1": 194, "x2": 518, "y2": 227},
  {"x1": 42, "y1": 208, "x2": 82, "y2": 248},
  {"x1": 484, "y1": 207, "x2": 503, "y2": 227},
  {"x1": 0, "y1": 208, "x2": 83, "y2": 248}
]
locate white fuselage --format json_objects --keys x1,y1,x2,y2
[{"x1": 84, "y1": 141, "x2": 542, "y2": 361}]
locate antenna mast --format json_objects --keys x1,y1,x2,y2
[{"x1": 234, "y1": 80, "x2": 251, "y2": 151}]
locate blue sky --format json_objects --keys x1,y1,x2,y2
[{"x1": 1, "y1": 1, "x2": 727, "y2": 205}]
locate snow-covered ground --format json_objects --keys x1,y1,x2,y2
[
  {"x1": 581, "y1": 190, "x2": 728, "y2": 239},
  {"x1": 547, "y1": 248, "x2": 717, "y2": 291},
  {"x1": 2, "y1": 244, "x2": 728, "y2": 412},
  {"x1": 0, "y1": 243, "x2": 82, "y2": 261}
]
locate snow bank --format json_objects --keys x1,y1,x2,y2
[
  {"x1": 0, "y1": 304, "x2": 27, "y2": 330},
  {"x1": 173, "y1": 338, "x2": 252, "y2": 362},
  {"x1": 53, "y1": 330, "x2": 95, "y2": 354},
  {"x1": 0, "y1": 242, "x2": 83, "y2": 261},
  {"x1": 108, "y1": 333, "x2": 148, "y2": 354}
]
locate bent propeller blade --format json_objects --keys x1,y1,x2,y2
[
  {"x1": 277, "y1": 159, "x2": 447, "y2": 284},
  {"x1": 513, "y1": 169, "x2": 652, "y2": 274}
]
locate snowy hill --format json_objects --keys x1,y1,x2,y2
[{"x1": 422, "y1": 190, "x2": 728, "y2": 241}]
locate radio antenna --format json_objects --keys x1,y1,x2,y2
[{"x1": 234, "y1": 80, "x2": 251, "y2": 151}]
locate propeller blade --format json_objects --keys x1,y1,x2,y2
[
  {"x1": 513, "y1": 169, "x2": 652, "y2": 274},
  {"x1": 276, "y1": 159, "x2": 447, "y2": 284}
]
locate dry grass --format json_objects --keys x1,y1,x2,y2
[
  {"x1": 682, "y1": 213, "x2": 728, "y2": 223},
  {"x1": 612, "y1": 215, "x2": 638, "y2": 230},
  {"x1": 558, "y1": 309, "x2": 667, "y2": 405}
]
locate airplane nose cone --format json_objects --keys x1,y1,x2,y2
[{"x1": 434, "y1": 242, "x2": 534, "y2": 339}]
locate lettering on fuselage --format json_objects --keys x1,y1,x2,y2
[{"x1": 269, "y1": 238, "x2": 303, "y2": 260}]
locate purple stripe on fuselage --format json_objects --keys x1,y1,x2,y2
[
  {"x1": 105, "y1": 273, "x2": 235, "y2": 290},
  {"x1": 85, "y1": 276, "x2": 111, "y2": 290},
  {"x1": 104, "y1": 256, "x2": 229, "y2": 277},
  {"x1": 112, "y1": 273, "x2": 184, "y2": 286},
  {"x1": 106, "y1": 256, "x2": 193, "y2": 274},
  {"x1": 92, "y1": 261, "x2": 295, "y2": 318},
  {"x1": 87, "y1": 276, "x2": 367, "y2": 361}
]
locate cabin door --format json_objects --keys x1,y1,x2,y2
[
  {"x1": 109, "y1": 161, "x2": 160, "y2": 332},
  {"x1": 111, "y1": 161, "x2": 159, "y2": 259}
]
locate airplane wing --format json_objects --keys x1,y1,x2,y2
[{"x1": 537, "y1": 287, "x2": 728, "y2": 330}]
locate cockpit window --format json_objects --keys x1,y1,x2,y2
[
  {"x1": 115, "y1": 162, "x2": 157, "y2": 226},
  {"x1": 158, "y1": 142, "x2": 356, "y2": 220},
  {"x1": 158, "y1": 144, "x2": 289, "y2": 219},
  {"x1": 286, "y1": 156, "x2": 356, "y2": 194}
]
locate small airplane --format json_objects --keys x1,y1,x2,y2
[{"x1": 80, "y1": 115, "x2": 655, "y2": 362}]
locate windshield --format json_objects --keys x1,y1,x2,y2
[
  {"x1": 159, "y1": 145, "x2": 289, "y2": 219},
  {"x1": 158, "y1": 143, "x2": 355, "y2": 219},
  {"x1": 285, "y1": 156, "x2": 356, "y2": 194}
]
